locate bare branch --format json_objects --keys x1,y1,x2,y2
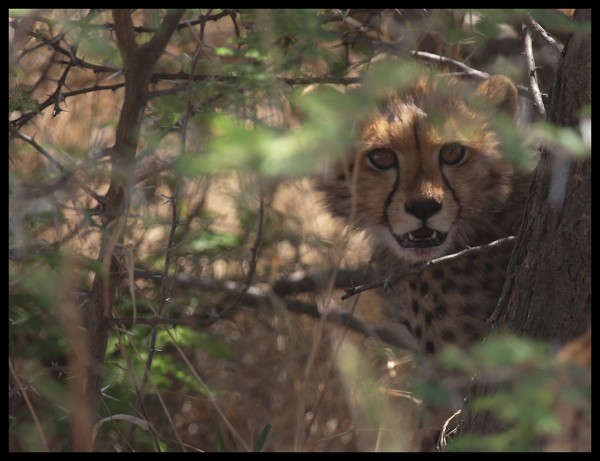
[
  {"x1": 130, "y1": 264, "x2": 418, "y2": 351},
  {"x1": 134, "y1": 266, "x2": 372, "y2": 300},
  {"x1": 110, "y1": 298, "x2": 416, "y2": 351},
  {"x1": 27, "y1": 9, "x2": 234, "y2": 34},
  {"x1": 523, "y1": 25, "x2": 547, "y2": 117},
  {"x1": 411, "y1": 50, "x2": 490, "y2": 80},
  {"x1": 50, "y1": 61, "x2": 73, "y2": 117},
  {"x1": 13, "y1": 66, "x2": 358, "y2": 131},
  {"x1": 9, "y1": 359, "x2": 50, "y2": 452},
  {"x1": 112, "y1": 10, "x2": 139, "y2": 65},
  {"x1": 9, "y1": 125, "x2": 65, "y2": 172},
  {"x1": 18, "y1": 31, "x2": 66, "y2": 63},
  {"x1": 338, "y1": 27, "x2": 533, "y2": 99},
  {"x1": 158, "y1": 197, "x2": 180, "y2": 319},
  {"x1": 342, "y1": 236, "x2": 516, "y2": 300},
  {"x1": 9, "y1": 126, "x2": 106, "y2": 205},
  {"x1": 243, "y1": 191, "x2": 265, "y2": 291},
  {"x1": 122, "y1": 188, "x2": 181, "y2": 447},
  {"x1": 525, "y1": 13, "x2": 563, "y2": 56},
  {"x1": 11, "y1": 83, "x2": 125, "y2": 130},
  {"x1": 150, "y1": 71, "x2": 361, "y2": 86},
  {"x1": 141, "y1": 9, "x2": 186, "y2": 65},
  {"x1": 411, "y1": 50, "x2": 533, "y2": 99},
  {"x1": 206, "y1": 185, "x2": 266, "y2": 322}
]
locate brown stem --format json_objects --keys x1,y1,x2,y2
[{"x1": 78, "y1": 9, "x2": 186, "y2": 452}]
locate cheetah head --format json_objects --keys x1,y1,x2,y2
[{"x1": 318, "y1": 75, "x2": 520, "y2": 264}]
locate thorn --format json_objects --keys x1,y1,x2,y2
[{"x1": 383, "y1": 280, "x2": 390, "y2": 293}]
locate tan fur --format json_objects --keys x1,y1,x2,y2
[{"x1": 317, "y1": 75, "x2": 531, "y2": 353}]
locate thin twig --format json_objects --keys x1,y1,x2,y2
[
  {"x1": 133, "y1": 266, "x2": 371, "y2": 298},
  {"x1": 341, "y1": 236, "x2": 516, "y2": 300},
  {"x1": 9, "y1": 359, "x2": 50, "y2": 452},
  {"x1": 523, "y1": 25, "x2": 547, "y2": 117},
  {"x1": 411, "y1": 50, "x2": 532, "y2": 99},
  {"x1": 124, "y1": 329, "x2": 186, "y2": 451},
  {"x1": 158, "y1": 197, "x2": 180, "y2": 319},
  {"x1": 304, "y1": 284, "x2": 362, "y2": 443},
  {"x1": 525, "y1": 13, "x2": 563, "y2": 56},
  {"x1": 120, "y1": 189, "x2": 180, "y2": 447},
  {"x1": 9, "y1": 126, "x2": 105, "y2": 205},
  {"x1": 242, "y1": 190, "x2": 265, "y2": 292},
  {"x1": 337, "y1": 24, "x2": 533, "y2": 100},
  {"x1": 162, "y1": 327, "x2": 252, "y2": 451},
  {"x1": 150, "y1": 71, "x2": 362, "y2": 86},
  {"x1": 9, "y1": 125, "x2": 65, "y2": 172},
  {"x1": 209, "y1": 187, "x2": 266, "y2": 322},
  {"x1": 25, "y1": 9, "x2": 233, "y2": 34},
  {"x1": 12, "y1": 73, "x2": 358, "y2": 129},
  {"x1": 50, "y1": 62, "x2": 73, "y2": 117},
  {"x1": 121, "y1": 31, "x2": 190, "y2": 443},
  {"x1": 111, "y1": 284, "x2": 418, "y2": 351},
  {"x1": 10, "y1": 83, "x2": 126, "y2": 129},
  {"x1": 438, "y1": 409, "x2": 462, "y2": 451},
  {"x1": 411, "y1": 50, "x2": 490, "y2": 80}
]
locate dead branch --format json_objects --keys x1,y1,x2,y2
[
  {"x1": 525, "y1": 13, "x2": 563, "y2": 55},
  {"x1": 111, "y1": 296, "x2": 417, "y2": 352},
  {"x1": 80, "y1": 9, "x2": 186, "y2": 452},
  {"x1": 342, "y1": 236, "x2": 516, "y2": 300},
  {"x1": 523, "y1": 25, "x2": 547, "y2": 117}
]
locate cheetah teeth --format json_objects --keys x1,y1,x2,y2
[
  {"x1": 408, "y1": 231, "x2": 438, "y2": 242},
  {"x1": 396, "y1": 228, "x2": 447, "y2": 248}
]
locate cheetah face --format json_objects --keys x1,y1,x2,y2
[
  {"x1": 361, "y1": 139, "x2": 465, "y2": 264},
  {"x1": 318, "y1": 76, "x2": 518, "y2": 264}
]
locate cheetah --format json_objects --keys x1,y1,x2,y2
[{"x1": 317, "y1": 73, "x2": 532, "y2": 354}]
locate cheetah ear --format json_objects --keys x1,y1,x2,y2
[
  {"x1": 293, "y1": 83, "x2": 349, "y2": 125},
  {"x1": 474, "y1": 75, "x2": 518, "y2": 117}
]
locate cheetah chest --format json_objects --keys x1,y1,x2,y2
[{"x1": 385, "y1": 250, "x2": 511, "y2": 353}]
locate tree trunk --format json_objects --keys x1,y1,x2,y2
[
  {"x1": 458, "y1": 7, "x2": 591, "y2": 440},
  {"x1": 72, "y1": 10, "x2": 185, "y2": 451}
]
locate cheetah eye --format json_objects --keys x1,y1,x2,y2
[
  {"x1": 439, "y1": 143, "x2": 468, "y2": 165},
  {"x1": 367, "y1": 148, "x2": 397, "y2": 170}
]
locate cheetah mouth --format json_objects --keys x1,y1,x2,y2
[{"x1": 396, "y1": 227, "x2": 447, "y2": 249}]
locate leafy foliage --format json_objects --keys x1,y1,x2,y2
[
  {"x1": 440, "y1": 335, "x2": 589, "y2": 451},
  {"x1": 9, "y1": 84, "x2": 41, "y2": 114}
]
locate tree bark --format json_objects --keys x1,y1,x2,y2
[
  {"x1": 73, "y1": 9, "x2": 185, "y2": 451},
  {"x1": 458, "y1": 8, "x2": 591, "y2": 441}
]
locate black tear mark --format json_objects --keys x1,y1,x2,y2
[
  {"x1": 413, "y1": 118, "x2": 421, "y2": 153},
  {"x1": 382, "y1": 167, "x2": 400, "y2": 229}
]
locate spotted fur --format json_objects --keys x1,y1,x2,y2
[{"x1": 317, "y1": 75, "x2": 532, "y2": 353}]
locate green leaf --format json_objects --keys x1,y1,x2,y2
[
  {"x1": 186, "y1": 229, "x2": 241, "y2": 256},
  {"x1": 253, "y1": 423, "x2": 271, "y2": 452},
  {"x1": 9, "y1": 84, "x2": 41, "y2": 113},
  {"x1": 214, "y1": 47, "x2": 235, "y2": 57},
  {"x1": 215, "y1": 426, "x2": 228, "y2": 452},
  {"x1": 532, "y1": 121, "x2": 591, "y2": 159}
]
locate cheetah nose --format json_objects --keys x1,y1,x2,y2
[{"x1": 405, "y1": 198, "x2": 442, "y2": 221}]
